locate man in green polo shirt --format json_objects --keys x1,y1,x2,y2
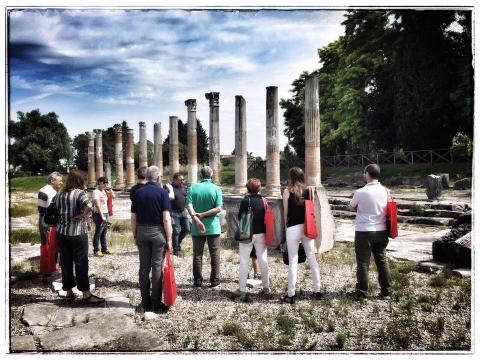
[{"x1": 186, "y1": 166, "x2": 223, "y2": 289}]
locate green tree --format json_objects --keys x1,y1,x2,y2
[
  {"x1": 9, "y1": 109, "x2": 72, "y2": 173},
  {"x1": 72, "y1": 132, "x2": 89, "y2": 171}
]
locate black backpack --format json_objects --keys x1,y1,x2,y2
[{"x1": 44, "y1": 195, "x2": 60, "y2": 226}]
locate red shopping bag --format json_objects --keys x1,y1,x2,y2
[
  {"x1": 162, "y1": 251, "x2": 177, "y2": 306},
  {"x1": 386, "y1": 197, "x2": 398, "y2": 239},
  {"x1": 40, "y1": 226, "x2": 57, "y2": 275},
  {"x1": 107, "y1": 191, "x2": 113, "y2": 217},
  {"x1": 262, "y1": 197, "x2": 275, "y2": 246},
  {"x1": 304, "y1": 187, "x2": 318, "y2": 239}
]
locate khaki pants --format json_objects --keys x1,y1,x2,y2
[{"x1": 192, "y1": 235, "x2": 220, "y2": 286}]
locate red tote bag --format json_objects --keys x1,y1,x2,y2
[
  {"x1": 262, "y1": 197, "x2": 275, "y2": 246},
  {"x1": 162, "y1": 251, "x2": 177, "y2": 306},
  {"x1": 107, "y1": 191, "x2": 113, "y2": 217},
  {"x1": 40, "y1": 226, "x2": 57, "y2": 275},
  {"x1": 304, "y1": 187, "x2": 318, "y2": 239},
  {"x1": 385, "y1": 188, "x2": 398, "y2": 239}
]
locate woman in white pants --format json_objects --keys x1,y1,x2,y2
[
  {"x1": 282, "y1": 167, "x2": 322, "y2": 304},
  {"x1": 237, "y1": 178, "x2": 270, "y2": 297}
]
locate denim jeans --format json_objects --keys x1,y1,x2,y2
[
  {"x1": 92, "y1": 212, "x2": 109, "y2": 253},
  {"x1": 57, "y1": 232, "x2": 90, "y2": 291},
  {"x1": 192, "y1": 235, "x2": 220, "y2": 286},
  {"x1": 355, "y1": 230, "x2": 392, "y2": 296},
  {"x1": 137, "y1": 225, "x2": 167, "y2": 310},
  {"x1": 171, "y1": 210, "x2": 191, "y2": 252}
]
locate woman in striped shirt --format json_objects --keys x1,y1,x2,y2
[{"x1": 53, "y1": 170, "x2": 104, "y2": 304}]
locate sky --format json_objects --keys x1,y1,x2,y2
[{"x1": 8, "y1": 8, "x2": 346, "y2": 157}]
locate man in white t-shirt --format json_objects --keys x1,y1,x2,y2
[
  {"x1": 348, "y1": 164, "x2": 392, "y2": 300},
  {"x1": 38, "y1": 172, "x2": 63, "y2": 245}
]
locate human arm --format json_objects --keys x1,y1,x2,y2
[
  {"x1": 282, "y1": 187, "x2": 290, "y2": 224},
  {"x1": 186, "y1": 203, "x2": 206, "y2": 233},
  {"x1": 347, "y1": 191, "x2": 359, "y2": 212},
  {"x1": 165, "y1": 183, "x2": 175, "y2": 200},
  {"x1": 163, "y1": 210, "x2": 173, "y2": 252},
  {"x1": 130, "y1": 213, "x2": 137, "y2": 245}
]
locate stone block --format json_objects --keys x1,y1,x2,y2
[
  {"x1": 10, "y1": 335, "x2": 37, "y2": 352},
  {"x1": 143, "y1": 312, "x2": 159, "y2": 321},
  {"x1": 246, "y1": 279, "x2": 262, "y2": 288},
  {"x1": 438, "y1": 173, "x2": 450, "y2": 189},
  {"x1": 453, "y1": 177, "x2": 472, "y2": 190}
]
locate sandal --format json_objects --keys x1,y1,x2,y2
[{"x1": 82, "y1": 294, "x2": 105, "y2": 305}]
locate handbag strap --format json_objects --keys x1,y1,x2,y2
[{"x1": 262, "y1": 196, "x2": 269, "y2": 211}]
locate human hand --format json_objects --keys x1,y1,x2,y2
[{"x1": 197, "y1": 221, "x2": 206, "y2": 233}]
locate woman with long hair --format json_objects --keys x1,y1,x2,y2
[
  {"x1": 281, "y1": 167, "x2": 322, "y2": 304},
  {"x1": 54, "y1": 170, "x2": 104, "y2": 304}
]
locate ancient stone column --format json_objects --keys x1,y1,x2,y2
[
  {"x1": 126, "y1": 128, "x2": 135, "y2": 189},
  {"x1": 94, "y1": 129, "x2": 104, "y2": 178},
  {"x1": 234, "y1": 95, "x2": 247, "y2": 193},
  {"x1": 206, "y1": 92, "x2": 221, "y2": 184},
  {"x1": 139, "y1": 121, "x2": 148, "y2": 168},
  {"x1": 304, "y1": 75, "x2": 321, "y2": 186},
  {"x1": 185, "y1": 99, "x2": 198, "y2": 184},
  {"x1": 87, "y1": 131, "x2": 96, "y2": 188},
  {"x1": 265, "y1": 86, "x2": 281, "y2": 196},
  {"x1": 105, "y1": 162, "x2": 112, "y2": 185},
  {"x1": 169, "y1": 116, "x2": 180, "y2": 176},
  {"x1": 426, "y1": 174, "x2": 442, "y2": 200},
  {"x1": 114, "y1": 127, "x2": 124, "y2": 190},
  {"x1": 153, "y1": 122, "x2": 163, "y2": 176}
]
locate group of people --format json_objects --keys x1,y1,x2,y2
[{"x1": 36, "y1": 162, "x2": 392, "y2": 310}]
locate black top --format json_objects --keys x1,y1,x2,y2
[
  {"x1": 129, "y1": 182, "x2": 146, "y2": 212},
  {"x1": 131, "y1": 182, "x2": 171, "y2": 226},
  {"x1": 238, "y1": 194, "x2": 266, "y2": 235},
  {"x1": 167, "y1": 184, "x2": 187, "y2": 212},
  {"x1": 286, "y1": 189, "x2": 311, "y2": 228}
]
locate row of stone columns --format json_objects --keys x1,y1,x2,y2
[{"x1": 86, "y1": 75, "x2": 322, "y2": 192}]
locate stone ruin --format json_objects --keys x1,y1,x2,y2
[
  {"x1": 432, "y1": 211, "x2": 471, "y2": 268},
  {"x1": 85, "y1": 75, "x2": 335, "y2": 253}
]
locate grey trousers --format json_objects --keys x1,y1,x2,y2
[{"x1": 137, "y1": 225, "x2": 166, "y2": 309}]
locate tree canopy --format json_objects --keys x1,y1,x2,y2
[
  {"x1": 9, "y1": 109, "x2": 72, "y2": 173},
  {"x1": 281, "y1": 10, "x2": 473, "y2": 159}
]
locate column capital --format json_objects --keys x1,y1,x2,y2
[
  {"x1": 184, "y1": 99, "x2": 197, "y2": 112},
  {"x1": 127, "y1": 127, "x2": 134, "y2": 134},
  {"x1": 89, "y1": 131, "x2": 96, "y2": 140},
  {"x1": 139, "y1": 121, "x2": 146, "y2": 128},
  {"x1": 93, "y1": 129, "x2": 102, "y2": 136},
  {"x1": 114, "y1": 126, "x2": 123, "y2": 134},
  {"x1": 205, "y1": 92, "x2": 220, "y2": 107}
]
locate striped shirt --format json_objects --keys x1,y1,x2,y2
[
  {"x1": 54, "y1": 189, "x2": 91, "y2": 236},
  {"x1": 37, "y1": 184, "x2": 57, "y2": 215}
]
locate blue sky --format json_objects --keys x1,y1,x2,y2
[{"x1": 9, "y1": 8, "x2": 345, "y2": 156}]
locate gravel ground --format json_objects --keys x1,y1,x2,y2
[{"x1": 9, "y1": 234, "x2": 471, "y2": 352}]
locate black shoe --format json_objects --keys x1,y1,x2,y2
[
  {"x1": 193, "y1": 280, "x2": 203, "y2": 288},
  {"x1": 347, "y1": 291, "x2": 367, "y2": 301},
  {"x1": 281, "y1": 294, "x2": 295, "y2": 305},
  {"x1": 313, "y1": 292, "x2": 323, "y2": 300},
  {"x1": 153, "y1": 303, "x2": 170, "y2": 313}
]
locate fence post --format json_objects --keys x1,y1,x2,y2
[
  {"x1": 410, "y1": 151, "x2": 414, "y2": 165},
  {"x1": 393, "y1": 152, "x2": 396, "y2": 167},
  {"x1": 376, "y1": 154, "x2": 379, "y2": 164},
  {"x1": 450, "y1": 149, "x2": 453, "y2": 163},
  {"x1": 430, "y1": 150, "x2": 433, "y2": 166},
  {"x1": 361, "y1": 155, "x2": 364, "y2": 168},
  {"x1": 347, "y1": 155, "x2": 350, "y2": 168}
]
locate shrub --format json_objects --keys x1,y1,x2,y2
[
  {"x1": 9, "y1": 229, "x2": 39, "y2": 245},
  {"x1": 10, "y1": 203, "x2": 37, "y2": 218},
  {"x1": 335, "y1": 333, "x2": 347, "y2": 349}
]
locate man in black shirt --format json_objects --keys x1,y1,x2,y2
[{"x1": 164, "y1": 172, "x2": 191, "y2": 256}]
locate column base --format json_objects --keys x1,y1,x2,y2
[
  {"x1": 263, "y1": 185, "x2": 281, "y2": 197},
  {"x1": 233, "y1": 186, "x2": 246, "y2": 195}
]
